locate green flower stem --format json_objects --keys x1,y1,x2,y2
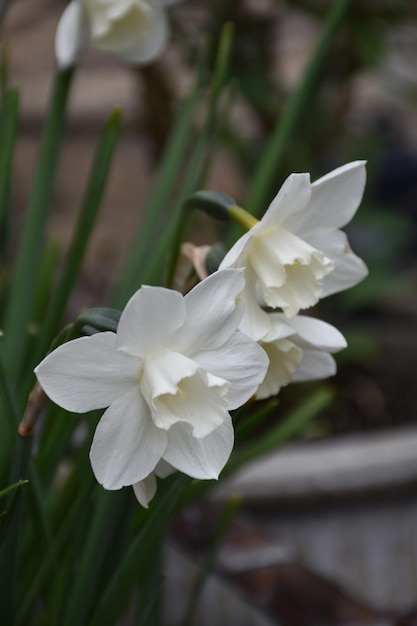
[
  {"x1": 228, "y1": 205, "x2": 258, "y2": 231},
  {"x1": 16, "y1": 483, "x2": 92, "y2": 626},
  {"x1": 30, "y1": 107, "x2": 121, "y2": 379},
  {"x1": 137, "y1": 536, "x2": 164, "y2": 626},
  {"x1": 89, "y1": 475, "x2": 191, "y2": 626},
  {"x1": 234, "y1": 398, "x2": 280, "y2": 440},
  {"x1": 245, "y1": 0, "x2": 352, "y2": 219},
  {"x1": 0, "y1": 479, "x2": 28, "y2": 500},
  {"x1": 0, "y1": 432, "x2": 32, "y2": 622},
  {"x1": 3, "y1": 67, "x2": 74, "y2": 386},
  {"x1": 0, "y1": 351, "x2": 50, "y2": 540},
  {"x1": 61, "y1": 489, "x2": 131, "y2": 626},
  {"x1": 0, "y1": 86, "x2": 19, "y2": 231},
  {"x1": 112, "y1": 65, "x2": 203, "y2": 308},
  {"x1": 156, "y1": 23, "x2": 236, "y2": 289},
  {"x1": 228, "y1": 388, "x2": 333, "y2": 474}
]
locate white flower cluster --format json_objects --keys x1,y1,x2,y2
[
  {"x1": 55, "y1": 0, "x2": 181, "y2": 69},
  {"x1": 35, "y1": 162, "x2": 367, "y2": 507},
  {"x1": 220, "y1": 161, "x2": 367, "y2": 399}
]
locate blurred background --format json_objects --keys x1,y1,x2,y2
[{"x1": 3, "y1": 0, "x2": 417, "y2": 624}]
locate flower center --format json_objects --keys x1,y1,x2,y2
[
  {"x1": 250, "y1": 225, "x2": 334, "y2": 316},
  {"x1": 139, "y1": 349, "x2": 229, "y2": 438},
  {"x1": 86, "y1": 0, "x2": 152, "y2": 49}
]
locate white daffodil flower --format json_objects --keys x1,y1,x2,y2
[
  {"x1": 55, "y1": 0, "x2": 181, "y2": 69},
  {"x1": 35, "y1": 270, "x2": 268, "y2": 493},
  {"x1": 220, "y1": 161, "x2": 368, "y2": 319},
  {"x1": 255, "y1": 314, "x2": 347, "y2": 400}
]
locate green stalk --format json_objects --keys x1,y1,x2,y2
[
  {"x1": 16, "y1": 484, "x2": 91, "y2": 626},
  {"x1": 0, "y1": 86, "x2": 18, "y2": 229},
  {"x1": 32, "y1": 107, "x2": 121, "y2": 371},
  {"x1": 0, "y1": 432, "x2": 32, "y2": 621},
  {"x1": 245, "y1": 0, "x2": 352, "y2": 218},
  {"x1": 145, "y1": 23, "x2": 235, "y2": 288},
  {"x1": 60, "y1": 489, "x2": 130, "y2": 626},
  {"x1": 228, "y1": 388, "x2": 332, "y2": 474},
  {"x1": 234, "y1": 398, "x2": 279, "y2": 440},
  {"x1": 3, "y1": 68, "x2": 74, "y2": 385},
  {"x1": 112, "y1": 68, "x2": 202, "y2": 308},
  {"x1": 89, "y1": 475, "x2": 191, "y2": 626},
  {"x1": 0, "y1": 479, "x2": 28, "y2": 499}
]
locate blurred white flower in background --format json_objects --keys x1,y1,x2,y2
[
  {"x1": 55, "y1": 0, "x2": 182, "y2": 69},
  {"x1": 35, "y1": 270, "x2": 268, "y2": 500},
  {"x1": 220, "y1": 161, "x2": 368, "y2": 320}
]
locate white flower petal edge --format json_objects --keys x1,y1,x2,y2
[
  {"x1": 164, "y1": 417, "x2": 234, "y2": 480},
  {"x1": 177, "y1": 268, "x2": 245, "y2": 354},
  {"x1": 254, "y1": 313, "x2": 346, "y2": 400},
  {"x1": 193, "y1": 331, "x2": 269, "y2": 410},
  {"x1": 132, "y1": 473, "x2": 157, "y2": 508},
  {"x1": 35, "y1": 269, "x2": 269, "y2": 499},
  {"x1": 55, "y1": 0, "x2": 179, "y2": 68},
  {"x1": 55, "y1": 0, "x2": 89, "y2": 69},
  {"x1": 285, "y1": 161, "x2": 367, "y2": 234},
  {"x1": 89, "y1": 387, "x2": 167, "y2": 489},
  {"x1": 132, "y1": 460, "x2": 175, "y2": 508},
  {"x1": 220, "y1": 161, "x2": 367, "y2": 318},
  {"x1": 34, "y1": 332, "x2": 140, "y2": 412}
]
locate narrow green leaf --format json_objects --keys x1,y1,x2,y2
[
  {"x1": 228, "y1": 388, "x2": 333, "y2": 473},
  {"x1": 16, "y1": 484, "x2": 92, "y2": 626},
  {"x1": 32, "y1": 107, "x2": 121, "y2": 371},
  {"x1": 184, "y1": 388, "x2": 332, "y2": 505},
  {"x1": 89, "y1": 475, "x2": 191, "y2": 626},
  {"x1": 0, "y1": 479, "x2": 28, "y2": 499},
  {"x1": 245, "y1": 0, "x2": 352, "y2": 219},
  {"x1": 0, "y1": 86, "x2": 19, "y2": 229},
  {"x1": 146, "y1": 23, "x2": 235, "y2": 288},
  {"x1": 0, "y1": 433, "x2": 32, "y2": 621},
  {"x1": 112, "y1": 75, "x2": 201, "y2": 308},
  {"x1": 234, "y1": 398, "x2": 279, "y2": 441},
  {"x1": 61, "y1": 489, "x2": 130, "y2": 626},
  {"x1": 3, "y1": 68, "x2": 74, "y2": 385}
]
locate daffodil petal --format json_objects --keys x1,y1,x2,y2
[
  {"x1": 154, "y1": 459, "x2": 175, "y2": 478},
  {"x1": 256, "y1": 338, "x2": 302, "y2": 400},
  {"x1": 292, "y1": 349, "x2": 337, "y2": 382},
  {"x1": 286, "y1": 161, "x2": 366, "y2": 236},
  {"x1": 34, "y1": 332, "x2": 139, "y2": 412},
  {"x1": 55, "y1": 0, "x2": 88, "y2": 69},
  {"x1": 112, "y1": 6, "x2": 169, "y2": 63},
  {"x1": 193, "y1": 332, "x2": 269, "y2": 410},
  {"x1": 262, "y1": 172, "x2": 311, "y2": 228},
  {"x1": 237, "y1": 268, "x2": 274, "y2": 341},
  {"x1": 285, "y1": 315, "x2": 347, "y2": 352},
  {"x1": 164, "y1": 417, "x2": 234, "y2": 479},
  {"x1": 132, "y1": 473, "x2": 157, "y2": 508},
  {"x1": 308, "y1": 229, "x2": 368, "y2": 296},
  {"x1": 90, "y1": 387, "x2": 167, "y2": 489},
  {"x1": 178, "y1": 269, "x2": 245, "y2": 354},
  {"x1": 219, "y1": 228, "x2": 255, "y2": 270},
  {"x1": 117, "y1": 286, "x2": 185, "y2": 357}
]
